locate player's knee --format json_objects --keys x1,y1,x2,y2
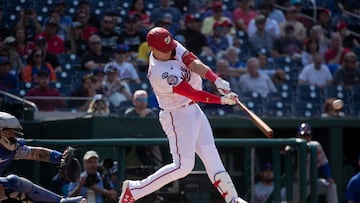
[{"x1": 177, "y1": 161, "x2": 194, "y2": 178}]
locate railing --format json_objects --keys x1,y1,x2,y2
[
  {"x1": 0, "y1": 90, "x2": 38, "y2": 112},
  {"x1": 26, "y1": 138, "x2": 318, "y2": 203}
]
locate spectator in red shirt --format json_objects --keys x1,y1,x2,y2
[
  {"x1": 34, "y1": 18, "x2": 64, "y2": 55},
  {"x1": 25, "y1": 69, "x2": 65, "y2": 111},
  {"x1": 74, "y1": 11, "x2": 98, "y2": 41},
  {"x1": 324, "y1": 32, "x2": 351, "y2": 74}
]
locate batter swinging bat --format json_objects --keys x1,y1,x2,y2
[{"x1": 236, "y1": 99, "x2": 274, "y2": 138}]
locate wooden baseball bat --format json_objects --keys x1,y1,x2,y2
[{"x1": 236, "y1": 100, "x2": 274, "y2": 138}]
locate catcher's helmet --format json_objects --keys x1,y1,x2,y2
[
  {"x1": 0, "y1": 112, "x2": 22, "y2": 131},
  {"x1": 297, "y1": 122, "x2": 312, "y2": 136}
]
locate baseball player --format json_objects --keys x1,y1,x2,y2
[
  {"x1": 118, "y1": 27, "x2": 247, "y2": 203},
  {"x1": 0, "y1": 111, "x2": 85, "y2": 203},
  {"x1": 282, "y1": 123, "x2": 338, "y2": 202}
]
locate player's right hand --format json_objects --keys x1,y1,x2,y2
[
  {"x1": 221, "y1": 92, "x2": 238, "y2": 105},
  {"x1": 215, "y1": 78, "x2": 231, "y2": 95}
]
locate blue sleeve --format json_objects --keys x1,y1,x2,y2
[{"x1": 319, "y1": 163, "x2": 331, "y2": 179}]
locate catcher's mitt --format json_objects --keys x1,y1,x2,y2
[{"x1": 58, "y1": 146, "x2": 81, "y2": 182}]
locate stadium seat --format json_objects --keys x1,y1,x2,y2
[
  {"x1": 323, "y1": 85, "x2": 351, "y2": 104},
  {"x1": 295, "y1": 84, "x2": 323, "y2": 103},
  {"x1": 351, "y1": 85, "x2": 360, "y2": 103},
  {"x1": 264, "y1": 101, "x2": 292, "y2": 117},
  {"x1": 292, "y1": 101, "x2": 322, "y2": 118}
]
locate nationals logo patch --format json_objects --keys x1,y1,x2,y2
[
  {"x1": 167, "y1": 75, "x2": 179, "y2": 85},
  {"x1": 161, "y1": 72, "x2": 169, "y2": 79}
]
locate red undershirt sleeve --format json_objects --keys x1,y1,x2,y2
[{"x1": 173, "y1": 81, "x2": 221, "y2": 104}]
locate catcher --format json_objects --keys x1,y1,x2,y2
[{"x1": 0, "y1": 111, "x2": 84, "y2": 203}]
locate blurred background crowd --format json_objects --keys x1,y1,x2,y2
[{"x1": 0, "y1": 0, "x2": 360, "y2": 119}]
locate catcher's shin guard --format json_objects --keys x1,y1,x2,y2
[
  {"x1": 6, "y1": 174, "x2": 64, "y2": 202},
  {"x1": 213, "y1": 172, "x2": 240, "y2": 203}
]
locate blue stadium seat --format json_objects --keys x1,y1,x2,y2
[
  {"x1": 292, "y1": 101, "x2": 322, "y2": 118},
  {"x1": 351, "y1": 85, "x2": 360, "y2": 103},
  {"x1": 295, "y1": 84, "x2": 324, "y2": 103},
  {"x1": 323, "y1": 85, "x2": 351, "y2": 104},
  {"x1": 264, "y1": 101, "x2": 292, "y2": 117}
]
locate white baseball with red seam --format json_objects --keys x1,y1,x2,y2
[{"x1": 332, "y1": 99, "x2": 343, "y2": 110}]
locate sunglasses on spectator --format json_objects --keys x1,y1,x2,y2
[
  {"x1": 135, "y1": 97, "x2": 147, "y2": 102},
  {"x1": 345, "y1": 59, "x2": 357, "y2": 63},
  {"x1": 34, "y1": 54, "x2": 43, "y2": 58},
  {"x1": 90, "y1": 41, "x2": 101, "y2": 45},
  {"x1": 103, "y1": 20, "x2": 113, "y2": 24}
]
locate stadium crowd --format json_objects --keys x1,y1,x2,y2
[{"x1": 0, "y1": 0, "x2": 360, "y2": 118}]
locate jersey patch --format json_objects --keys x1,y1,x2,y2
[
  {"x1": 167, "y1": 75, "x2": 179, "y2": 86},
  {"x1": 161, "y1": 72, "x2": 169, "y2": 79},
  {"x1": 180, "y1": 66, "x2": 191, "y2": 82}
]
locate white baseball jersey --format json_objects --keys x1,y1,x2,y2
[{"x1": 148, "y1": 42, "x2": 202, "y2": 110}]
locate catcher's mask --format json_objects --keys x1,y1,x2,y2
[{"x1": 0, "y1": 112, "x2": 23, "y2": 151}]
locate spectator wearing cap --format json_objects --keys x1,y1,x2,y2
[
  {"x1": 34, "y1": 37, "x2": 62, "y2": 72},
  {"x1": 34, "y1": 18, "x2": 65, "y2": 55},
  {"x1": 280, "y1": 5, "x2": 306, "y2": 42},
  {"x1": 232, "y1": 0, "x2": 257, "y2": 32},
  {"x1": 22, "y1": 47, "x2": 57, "y2": 84},
  {"x1": 249, "y1": 14, "x2": 275, "y2": 54},
  {"x1": 248, "y1": 3, "x2": 280, "y2": 38},
  {"x1": 53, "y1": 0, "x2": 73, "y2": 27},
  {"x1": 104, "y1": 44, "x2": 140, "y2": 85},
  {"x1": 271, "y1": 23, "x2": 303, "y2": 58},
  {"x1": 80, "y1": 34, "x2": 111, "y2": 71},
  {"x1": 67, "y1": 74, "x2": 97, "y2": 111},
  {"x1": 201, "y1": 1, "x2": 236, "y2": 37},
  {"x1": 25, "y1": 69, "x2": 65, "y2": 111},
  {"x1": 175, "y1": 13, "x2": 208, "y2": 56},
  {"x1": 66, "y1": 21, "x2": 88, "y2": 56},
  {"x1": 13, "y1": 27, "x2": 35, "y2": 62},
  {"x1": 0, "y1": 56, "x2": 19, "y2": 91},
  {"x1": 150, "y1": 0, "x2": 183, "y2": 33},
  {"x1": 336, "y1": 21, "x2": 360, "y2": 50},
  {"x1": 68, "y1": 150, "x2": 117, "y2": 203},
  {"x1": 117, "y1": 14, "x2": 147, "y2": 54},
  {"x1": 317, "y1": 8, "x2": 332, "y2": 39},
  {"x1": 73, "y1": 11, "x2": 98, "y2": 42},
  {"x1": 254, "y1": 162, "x2": 274, "y2": 203},
  {"x1": 2, "y1": 36, "x2": 25, "y2": 73},
  {"x1": 206, "y1": 21, "x2": 230, "y2": 56},
  {"x1": 103, "y1": 65, "x2": 132, "y2": 108},
  {"x1": 94, "y1": 14, "x2": 119, "y2": 55},
  {"x1": 128, "y1": 0, "x2": 153, "y2": 32},
  {"x1": 14, "y1": 8, "x2": 42, "y2": 42},
  {"x1": 45, "y1": 9, "x2": 70, "y2": 42}
]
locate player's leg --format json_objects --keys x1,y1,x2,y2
[
  {"x1": 120, "y1": 107, "x2": 198, "y2": 201},
  {"x1": 0, "y1": 175, "x2": 84, "y2": 203},
  {"x1": 195, "y1": 108, "x2": 247, "y2": 203},
  {"x1": 316, "y1": 178, "x2": 338, "y2": 203}
]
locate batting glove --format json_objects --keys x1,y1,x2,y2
[
  {"x1": 214, "y1": 78, "x2": 231, "y2": 95},
  {"x1": 221, "y1": 92, "x2": 238, "y2": 105}
]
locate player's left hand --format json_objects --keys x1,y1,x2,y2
[
  {"x1": 221, "y1": 92, "x2": 238, "y2": 105},
  {"x1": 215, "y1": 78, "x2": 231, "y2": 95}
]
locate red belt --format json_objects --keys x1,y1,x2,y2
[{"x1": 181, "y1": 100, "x2": 196, "y2": 107}]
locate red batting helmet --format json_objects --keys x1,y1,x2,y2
[{"x1": 146, "y1": 27, "x2": 177, "y2": 53}]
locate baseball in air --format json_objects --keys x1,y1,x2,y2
[{"x1": 332, "y1": 99, "x2": 344, "y2": 110}]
